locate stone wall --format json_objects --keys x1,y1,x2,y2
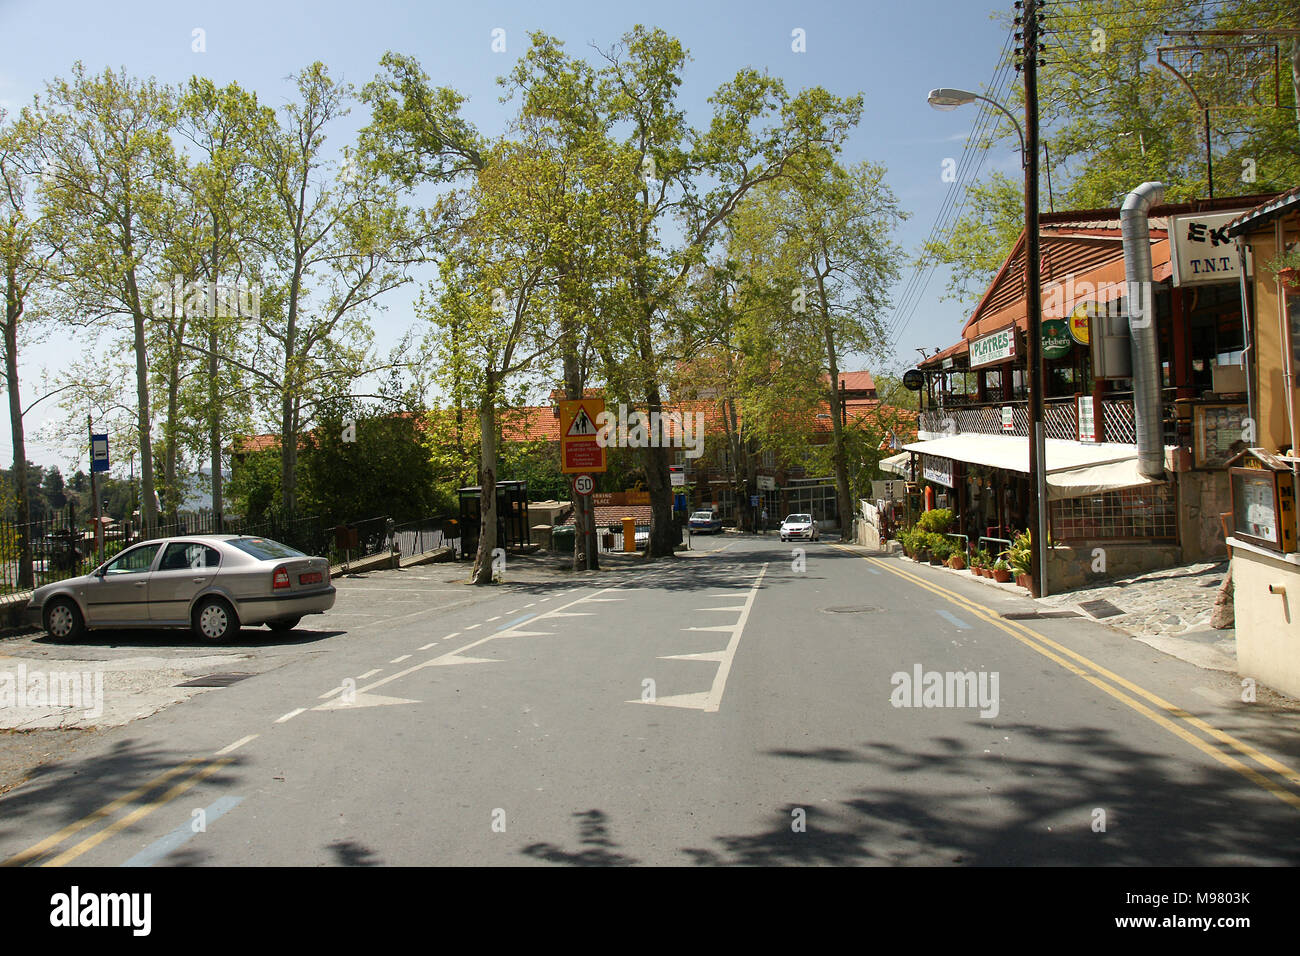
[
  {"x1": 1176, "y1": 470, "x2": 1231, "y2": 562},
  {"x1": 1047, "y1": 542, "x2": 1184, "y2": 591}
]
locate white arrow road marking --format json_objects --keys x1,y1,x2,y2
[
  {"x1": 426, "y1": 655, "x2": 502, "y2": 667},
  {"x1": 632, "y1": 563, "x2": 768, "y2": 713},
  {"x1": 334, "y1": 580, "x2": 635, "y2": 702},
  {"x1": 642, "y1": 691, "x2": 711, "y2": 710},
  {"x1": 315, "y1": 692, "x2": 420, "y2": 710}
]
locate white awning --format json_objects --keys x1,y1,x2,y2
[
  {"x1": 1043, "y1": 458, "x2": 1165, "y2": 500},
  {"x1": 879, "y1": 451, "x2": 912, "y2": 477},
  {"x1": 901, "y1": 433, "x2": 1169, "y2": 499}
]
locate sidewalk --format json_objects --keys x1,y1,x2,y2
[
  {"x1": 1037, "y1": 559, "x2": 1236, "y2": 674},
  {"x1": 883, "y1": 545, "x2": 1238, "y2": 677}
]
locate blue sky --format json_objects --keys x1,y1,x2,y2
[{"x1": 0, "y1": 0, "x2": 1018, "y2": 470}]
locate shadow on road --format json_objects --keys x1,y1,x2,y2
[{"x1": 677, "y1": 726, "x2": 1300, "y2": 866}]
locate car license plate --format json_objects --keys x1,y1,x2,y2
[{"x1": 299, "y1": 571, "x2": 322, "y2": 585}]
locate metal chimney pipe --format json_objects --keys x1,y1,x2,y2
[{"x1": 1120, "y1": 181, "x2": 1167, "y2": 479}]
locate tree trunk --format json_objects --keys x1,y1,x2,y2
[
  {"x1": 208, "y1": 246, "x2": 223, "y2": 530},
  {"x1": 162, "y1": 318, "x2": 185, "y2": 525},
  {"x1": 4, "y1": 276, "x2": 32, "y2": 588},
  {"x1": 126, "y1": 291, "x2": 158, "y2": 535},
  {"x1": 472, "y1": 396, "x2": 498, "y2": 585},
  {"x1": 822, "y1": 325, "x2": 853, "y2": 538},
  {"x1": 209, "y1": 325, "x2": 222, "y2": 529},
  {"x1": 561, "y1": 307, "x2": 597, "y2": 570}
]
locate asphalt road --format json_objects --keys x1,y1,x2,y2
[{"x1": 3, "y1": 534, "x2": 1300, "y2": 866}]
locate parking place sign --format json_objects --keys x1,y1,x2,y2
[{"x1": 91, "y1": 434, "x2": 110, "y2": 473}]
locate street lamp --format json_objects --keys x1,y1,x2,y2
[{"x1": 927, "y1": 85, "x2": 1050, "y2": 597}]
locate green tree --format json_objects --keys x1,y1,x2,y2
[
  {"x1": 591, "y1": 26, "x2": 864, "y2": 556},
  {"x1": 0, "y1": 108, "x2": 53, "y2": 585},
  {"x1": 237, "y1": 63, "x2": 424, "y2": 516},
  {"x1": 727, "y1": 154, "x2": 908, "y2": 533},
  {"x1": 32, "y1": 64, "x2": 177, "y2": 533},
  {"x1": 298, "y1": 400, "x2": 444, "y2": 523}
]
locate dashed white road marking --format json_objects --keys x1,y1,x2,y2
[
  {"x1": 358, "y1": 669, "x2": 382, "y2": 679},
  {"x1": 216, "y1": 735, "x2": 259, "y2": 755},
  {"x1": 465, "y1": 624, "x2": 481, "y2": 630},
  {"x1": 342, "y1": 580, "x2": 634, "y2": 698},
  {"x1": 276, "y1": 708, "x2": 306, "y2": 723},
  {"x1": 633, "y1": 564, "x2": 769, "y2": 713},
  {"x1": 391, "y1": 654, "x2": 411, "y2": 663},
  {"x1": 486, "y1": 616, "x2": 501, "y2": 622},
  {"x1": 418, "y1": 641, "x2": 439, "y2": 651}
]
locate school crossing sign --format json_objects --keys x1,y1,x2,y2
[{"x1": 560, "y1": 398, "x2": 607, "y2": 474}]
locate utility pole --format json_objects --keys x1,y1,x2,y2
[{"x1": 1019, "y1": 0, "x2": 1050, "y2": 597}]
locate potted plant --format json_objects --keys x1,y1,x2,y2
[
  {"x1": 992, "y1": 558, "x2": 1012, "y2": 583},
  {"x1": 1007, "y1": 530, "x2": 1033, "y2": 589},
  {"x1": 1270, "y1": 246, "x2": 1300, "y2": 297},
  {"x1": 927, "y1": 534, "x2": 950, "y2": 565},
  {"x1": 948, "y1": 549, "x2": 966, "y2": 570},
  {"x1": 972, "y1": 549, "x2": 991, "y2": 577}
]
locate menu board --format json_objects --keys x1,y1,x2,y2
[
  {"x1": 1077, "y1": 395, "x2": 1098, "y2": 443},
  {"x1": 1231, "y1": 468, "x2": 1281, "y2": 550},
  {"x1": 1194, "y1": 404, "x2": 1249, "y2": 469}
]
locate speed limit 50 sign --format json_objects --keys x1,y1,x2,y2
[{"x1": 572, "y1": 474, "x2": 594, "y2": 496}]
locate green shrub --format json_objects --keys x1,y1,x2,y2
[{"x1": 916, "y1": 508, "x2": 954, "y2": 534}]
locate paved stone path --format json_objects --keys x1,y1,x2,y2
[{"x1": 1039, "y1": 559, "x2": 1237, "y2": 673}]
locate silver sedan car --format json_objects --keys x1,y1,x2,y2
[{"x1": 24, "y1": 535, "x2": 336, "y2": 643}]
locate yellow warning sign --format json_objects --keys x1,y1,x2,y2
[{"x1": 559, "y1": 399, "x2": 606, "y2": 474}]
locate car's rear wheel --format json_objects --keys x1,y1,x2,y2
[
  {"x1": 267, "y1": 617, "x2": 301, "y2": 632},
  {"x1": 43, "y1": 598, "x2": 85, "y2": 642},
  {"x1": 192, "y1": 597, "x2": 238, "y2": 643}
]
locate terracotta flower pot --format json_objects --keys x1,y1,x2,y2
[
  {"x1": 993, "y1": 569, "x2": 1012, "y2": 583},
  {"x1": 1279, "y1": 267, "x2": 1300, "y2": 297}
]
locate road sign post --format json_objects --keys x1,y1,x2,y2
[{"x1": 560, "y1": 401, "x2": 606, "y2": 569}]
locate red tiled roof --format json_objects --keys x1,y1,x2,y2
[{"x1": 558, "y1": 504, "x2": 653, "y2": 527}]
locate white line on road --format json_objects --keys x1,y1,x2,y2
[
  {"x1": 390, "y1": 655, "x2": 411, "y2": 663},
  {"x1": 215, "y1": 735, "x2": 259, "y2": 756},
  {"x1": 465, "y1": 624, "x2": 481, "y2": 630},
  {"x1": 349, "y1": 580, "x2": 634, "y2": 698},
  {"x1": 275, "y1": 708, "x2": 306, "y2": 723},
  {"x1": 418, "y1": 641, "x2": 438, "y2": 650},
  {"x1": 358, "y1": 669, "x2": 381, "y2": 679},
  {"x1": 635, "y1": 564, "x2": 769, "y2": 713},
  {"x1": 486, "y1": 616, "x2": 501, "y2": 622}
]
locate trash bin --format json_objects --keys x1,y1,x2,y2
[{"x1": 551, "y1": 525, "x2": 575, "y2": 553}]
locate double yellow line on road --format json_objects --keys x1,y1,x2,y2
[
  {"x1": 838, "y1": 545, "x2": 1300, "y2": 814},
  {"x1": 3, "y1": 754, "x2": 235, "y2": 867}
]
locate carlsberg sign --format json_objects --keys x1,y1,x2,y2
[{"x1": 969, "y1": 327, "x2": 1016, "y2": 367}]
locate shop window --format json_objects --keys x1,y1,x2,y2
[{"x1": 1049, "y1": 484, "x2": 1177, "y2": 542}]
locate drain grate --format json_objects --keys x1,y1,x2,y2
[
  {"x1": 177, "y1": 673, "x2": 253, "y2": 688},
  {"x1": 1078, "y1": 599, "x2": 1125, "y2": 619},
  {"x1": 1003, "y1": 610, "x2": 1082, "y2": 620},
  {"x1": 823, "y1": 605, "x2": 884, "y2": 614}
]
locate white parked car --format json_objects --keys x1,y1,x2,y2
[
  {"x1": 24, "y1": 535, "x2": 336, "y2": 643},
  {"x1": 780, "y1": 514, "x2": 819, "y2": 542}
]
